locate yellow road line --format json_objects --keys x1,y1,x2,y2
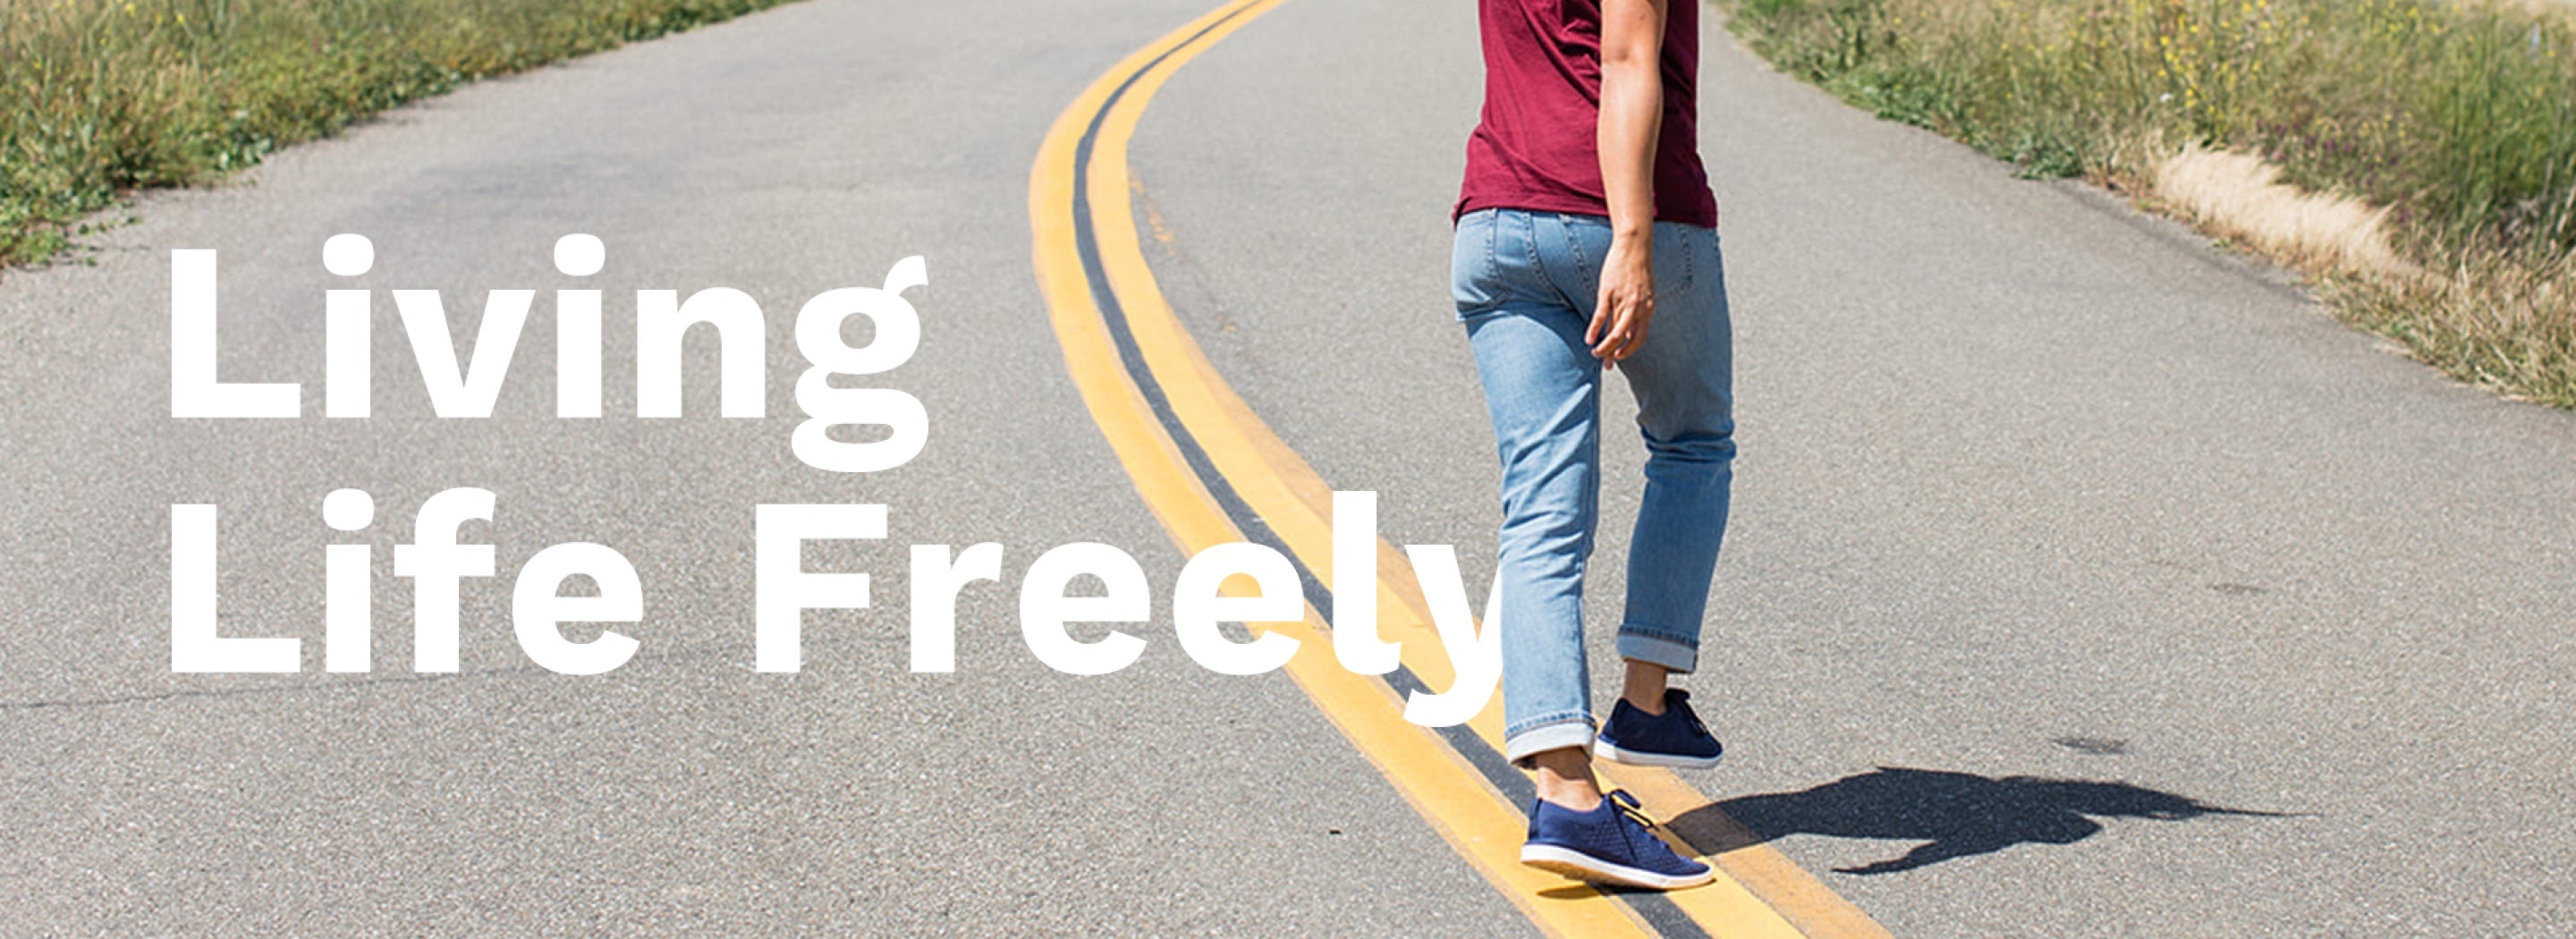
[
  {"x1": 1031, "y1": 1, "x2": 1889, "y2": 935},
  {"x1": 1031, "y1": 5, "x2": 1650, "y2": 935}
]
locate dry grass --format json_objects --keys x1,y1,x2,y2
[
  {"x1": 2153, "y1": 141, "x2": 2576, "y2": 401},
  {"x1": 1718, "y1": 0, "x2": 2576, "y2": 410},
  {"x1": 2337, "y1": 243, "x2": 2576, "y2": 406},
  {"x1": 2151, "y1": 145, "x2": 2409, "y2": 277},
  {"x1": 2149, "y1": 143, "x2": 2576, "y2": 407}
]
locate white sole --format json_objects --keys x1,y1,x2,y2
[
  {"x1": 1520, "y1": 844, "x2": 1713, "y2": 891},
  {"x1": 1592, "y1": 739, "x2": 1724, "y2": 770}
]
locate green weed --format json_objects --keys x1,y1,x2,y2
[
  {"x1": 0, "y1": 0, "x2": 801, "y2": 267},
  {"x1": 1716, "y1": 0, "x2": 2576, "y2": 409}
]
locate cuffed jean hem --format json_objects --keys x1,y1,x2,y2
[
  {"x1": 1503, "y1": 715, "x2": 1597, "y2": 767},
  {"x1": 1616, "y1": 628, "x2": 1700, "y2": 674}
]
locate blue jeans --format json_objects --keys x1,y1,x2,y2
[{"x1": 1451, "y1": 207, "x2": 1736, "y2": 766}]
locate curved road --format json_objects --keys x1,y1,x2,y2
[{"x1": 4, "y1": 0, "x2": 2573, "y2": 935}]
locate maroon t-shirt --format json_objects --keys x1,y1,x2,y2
[{"x1": 1454, "y1": 0, "x2": 1720, "y2": 229}]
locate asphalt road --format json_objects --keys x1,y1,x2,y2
[{"x1": 4, "y1": 0, "x2": 2574, "y2": 935}]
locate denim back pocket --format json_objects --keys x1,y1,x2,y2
[
  {"x1": 1451, "y1": 209, "x2": 1500, "y2": 318},
  {"x1": 1453, "y1": 208, "x2": 1548, "y2": 321}
]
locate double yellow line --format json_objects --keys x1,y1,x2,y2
[{"x1": 1027, "y1": 2, "x2": 1890, "y2": 935}]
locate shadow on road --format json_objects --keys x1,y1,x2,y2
[{"x1": 1670, "y1": 766, "x2": 2298, "y2": 876}]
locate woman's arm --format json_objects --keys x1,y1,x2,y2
[{"x1": 1590, "y1": 0, "x2": 1666, "y2": 366}]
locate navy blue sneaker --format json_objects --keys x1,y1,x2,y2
[
  {"x1": 1521, "y1": 790, "x2": 1713, "y2": 890},
  {"x1": 1593, "y1": 689, "x2": 1724, "y2": 769}
]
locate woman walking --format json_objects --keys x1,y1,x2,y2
[{"x1": 1451, "y1": 0, "x2": 1736, "y2": 891}]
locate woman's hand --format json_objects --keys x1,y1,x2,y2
[{"x1": 1589, "y1": 235, "x2": 1655, "y2": 366}]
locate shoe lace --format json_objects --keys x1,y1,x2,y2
[
  {"x1": 1607, "y1": 790, "x2": 1664, "y2": 833},
  {"x1": 1668, "y1": 691, "x2": 1710, "y2": 739}
]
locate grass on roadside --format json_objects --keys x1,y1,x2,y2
[
  {"x1": 0, "y1": 0, "x2": 800, "y2": 267},
  {"x1": 1714, "y1": 0, "x2": 2576, "y2": 410}
]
